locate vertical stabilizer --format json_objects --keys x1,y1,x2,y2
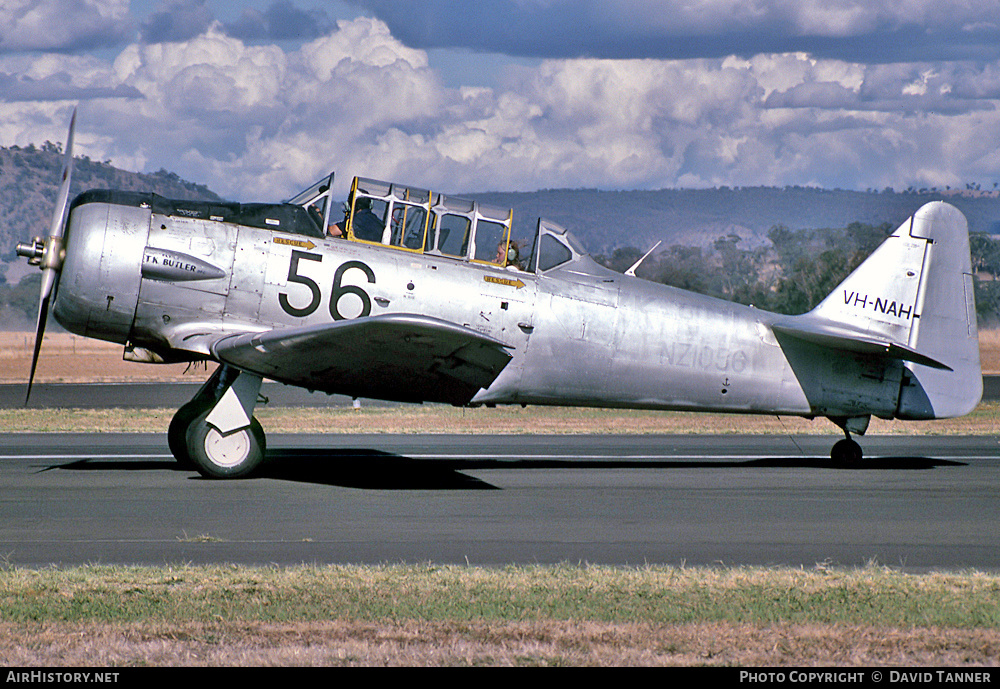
[
  {"x1": 809, "y1": 201, "x2": 981, "y2": 419},
  {"x1": 810, "y1": 208, "x2": 928, "y2": 345}
]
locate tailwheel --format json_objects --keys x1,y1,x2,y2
[
  {"x1": 831, "y1": 437, "x2": 863, "y2": 464},
  {"x1": 185, "y1": 409, "x2": 266, "y2": 479}
]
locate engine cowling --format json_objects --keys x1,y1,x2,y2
[{"x1": 52, "y1": 195, "x2": 150, "y2": 345}]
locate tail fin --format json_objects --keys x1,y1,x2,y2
[{"x1": 781, "y1": 201, "x2": 981, "y2": 419}]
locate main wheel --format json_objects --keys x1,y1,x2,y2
[
  {"x1": 831, "y1": 438, "x2": 863, "y2": 463},
  {"x1": 185, "y1": 410, "x2": 266, "y2": 479},
  {"x1": 167, "y1": 365, "x2": 236, "y2": 469}
]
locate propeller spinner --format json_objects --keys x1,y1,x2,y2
[{"x1": 15, "y1": 107, "x2": 77, "y2": 404}]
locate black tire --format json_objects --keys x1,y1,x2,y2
[
  {"x1": 831, "y1": 438, "x2": 863, "y2": 463},
  {"x1": 185, "y1": 410, "x2": 266, "y2": 479},
  {"x1": 168, "y1": 399, "x2": 211, "y2": 469}
]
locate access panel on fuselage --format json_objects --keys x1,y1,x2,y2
[{"x1": 132, "y1": 214, "x2": 236, "y2": 347}]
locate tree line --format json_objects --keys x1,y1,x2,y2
[{"x1": 595, "y1": 222, "x2": 1000, "y2": 325}]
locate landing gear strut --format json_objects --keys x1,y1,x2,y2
[{"x1": 168, "y1": 364, "x2": 266, "y2": 479}]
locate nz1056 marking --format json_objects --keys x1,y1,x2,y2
[
  {"x1": 278, "y1": 250, "x2": 376, "y2": 320},
  {"x1": 660, "y1": 341, "x2": 749, "y2": 373},
  {"x1": 843, "y1": 290, "x2": 913, "y2": 320}
]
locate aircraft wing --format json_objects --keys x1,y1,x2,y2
[
  {"x1": 212, "y1": 313, "x2": 513, "y2": 405},
  {"x1": 771, "y1": 320, "x2": 952, "y2": 371}
]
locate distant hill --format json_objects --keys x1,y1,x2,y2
[
  {"x1": 473, "y1": 186, "x2": 1000, "y2": 255},
  {"x1": 4, "y1": 143, "x2": 1000, "y2": 330},
  {"x1": 4, "y1": 142, "x2": 999, "y2": 265},
  {"x1": 0, "y1": 142, "x2": 221, "y2": 274}
]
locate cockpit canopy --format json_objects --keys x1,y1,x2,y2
[
  {"x1": 288, "y1": 172, "x2": 587, "y2": 274},
  {"x1": 531, "y1": 218, "x2": 588, "y2": 273}
]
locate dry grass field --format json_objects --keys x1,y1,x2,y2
[
  {"x1": 2, "y1": 329, "x2": 999, "y2": 436},
  {"x1": 0, "y1": 332, "x2": 194, "y2": 382},
  {"x1": 0, "y1": 330, "x2": 998, "y2": 436},
  {"x1": 980, "y1": 329, "x2": 1000, "y2": 373},
  {"x1": 4, "y1": 329, "x2": 1000, "y2": 384},
  {"x1": 0, "y1": 328, "x2": 997, "y2": 441}
]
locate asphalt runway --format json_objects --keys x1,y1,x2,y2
[{"x1": 0, "y1": 433, "x2": 997, "y2": 570}]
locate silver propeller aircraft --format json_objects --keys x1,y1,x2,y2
[{"x1": 17, "y1": 112, "x2": 982, "y2": 478}]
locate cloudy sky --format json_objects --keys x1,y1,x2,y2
[{"x1": 2, "y1": 0, "x2": 1000, "y2": 201}]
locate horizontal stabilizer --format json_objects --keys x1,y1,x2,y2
[{"x1": 771, "y1": 321, "x2": 951, "y2": 371}]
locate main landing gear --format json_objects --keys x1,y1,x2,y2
[
  {"x1": 828, "y1": 415, "x2": 868, "y2": 464},
  {"x1": 168, "y1": 364, "x2": 266, "y2": 479},
  {"x1": 830, "y1": 434, "x2": 863, "y2": 463}
]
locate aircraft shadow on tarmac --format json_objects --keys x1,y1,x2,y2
[
  {"x1": 49, "y1": 450, "x2": 966, "y2": 489},
  {"x1": 48, "y1": 450, "x2": 499, "y2": 490},
  {"x1": 258, "y1": 451, "x2": 967, "y2": 489},
  {"x1": 258, "y1": 449, "x2": 499, "y2": 489}
]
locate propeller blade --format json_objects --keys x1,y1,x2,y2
[
  {"x1": 25, "y1": 107, "x2": 77, "y2": 405},
  {"x1": 25, "y1": 294, "x2": 50, "y2": 406},
  {"x1": 49, "y1": 106, "x2": 76, "y2": 241},
  {"x1": 39, "y1": 107, "x2": 76, "y2": 303}
]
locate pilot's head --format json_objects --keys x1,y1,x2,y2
[{"x1": 496, "y1": 241, "x2": 519, "y2": 264}]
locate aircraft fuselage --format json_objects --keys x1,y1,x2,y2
[{"x1": 53, "y1": 189, "x2": 915, "y2": 424}]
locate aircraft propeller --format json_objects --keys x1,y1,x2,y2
[{"x1": 15, "y1": 107, "x2": 77, "y2": 404}]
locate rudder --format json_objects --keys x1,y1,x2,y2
[{"x1": 896, "y1": 202, "x2": 981, "y2": 418}]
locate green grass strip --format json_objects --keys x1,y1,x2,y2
[{"x1": 2, "y1": 564, "x2": 999, "y2": 628}]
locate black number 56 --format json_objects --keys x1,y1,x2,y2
[{"x1": 278, "y1": 251, "x2": 376, "y2": 320}]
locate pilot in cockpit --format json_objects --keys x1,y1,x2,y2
[
  {"x1": 330, "y1": 194, "x2": 384, "y2": 242},
  {"x1": 351, "y1": 197, "x2": 385, "y2": 241},
  {"x1": 497, "y1": 240, "x2": 522, "y2": 269}
]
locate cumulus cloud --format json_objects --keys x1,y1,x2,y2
[
  {"x1": 0, "y1": 51, "x2": 143, "y2": 103},
  {"x1": 0, "y1": 72, "x2": 141, "y2": 101},
  {"x1": 98, "y1": 17, "x2": 443, "y2": 197},
  {"x1": 0, "y1": 0, "x2": 131, "y2": 53},
  {"x1": 1, "y1": 14, "x2": 998, "y2": 202},
  {"x1": 0, "y1": 0, "x2": 339, "y2": 53}
]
